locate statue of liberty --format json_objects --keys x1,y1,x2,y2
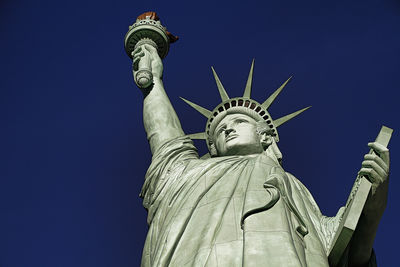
[{"x1": 125, "y1": 12, "x2": 391, "y2": 267}]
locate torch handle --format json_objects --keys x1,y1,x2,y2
[
  {"x1": 133, "y1": 39, "x2": 158, "y2": 89},
  {"x1": 135, "y1": 51, "x2": 153, "y2": 88}
]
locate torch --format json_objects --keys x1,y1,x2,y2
[{"x1": 124, "y1": 12, "x2": 178, "y2": 88}]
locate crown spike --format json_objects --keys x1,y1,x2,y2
[
  {"x1": 274, "y1": 106, "x2": 311, "y2": 128},
  {"x1": 180, "y1": 97, "x2": 212, "y2": 118},
  {"x1": 261, "y1": 76, "x2": 292, "y2": 109},
  {"x1": 211, "y1": 66, "x2": 229, "y2": 101},
  {"x1": 187, "y1": 132, "x2": 207, "y2": 140},
  {"x1": 243, "y1": 59, "x2": 255, "y2": 98}
]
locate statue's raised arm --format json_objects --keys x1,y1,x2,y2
[
  {"x1": 125, "y1": 12, "x2": 184, "y2": 154},
  {"x1": 132, "y1": 44, "x2": 184, "y2": 153}
]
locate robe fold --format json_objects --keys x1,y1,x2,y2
[{"x1": 139, "y1": 136, "x2": 377, "y2": 267}]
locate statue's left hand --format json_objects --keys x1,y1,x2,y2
[{"x1": 358, "y1": 142, "x2": 389, "y2": 218}]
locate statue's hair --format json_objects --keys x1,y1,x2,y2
[{"x1": 256, "y1": 120, "x2": 275, "y2": 136}]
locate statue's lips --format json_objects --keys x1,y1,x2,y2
[{"x1": 226, "y1": 134, "x2": 238, "y2": 142}]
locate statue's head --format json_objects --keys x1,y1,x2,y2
[
  {"x1": 180, "y1": 60, "x2": 310, "y2": 158},
  {"x1": 209, "y1": 113, "x2": 274, "y2": 156}
]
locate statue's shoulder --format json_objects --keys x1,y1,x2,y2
[{"x1": 151, "y1": 136, "x2": 199, "y2": 159}]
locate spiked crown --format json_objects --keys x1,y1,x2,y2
[{"x1": 181, "y1": 60, "x2": 310, "y2": 156}]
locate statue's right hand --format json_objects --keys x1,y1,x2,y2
[{"x1": 132, "y1": 44, "x2": 163, "y2": 80}]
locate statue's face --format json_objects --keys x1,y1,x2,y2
[{"x1": 213, "y1": 114, "x2": 264, "y2": 156}]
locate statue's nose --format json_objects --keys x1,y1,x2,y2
[{"x1": 225, "y1": 128, "x2": 235, "y2": 137}]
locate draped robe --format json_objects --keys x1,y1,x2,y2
[{"x1": 139, "y1": 136, "x2": 376, "y2": 266}]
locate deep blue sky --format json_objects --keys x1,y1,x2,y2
[{"x1": 1, "y1": 0, "x2": 400, "y2": 266}]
